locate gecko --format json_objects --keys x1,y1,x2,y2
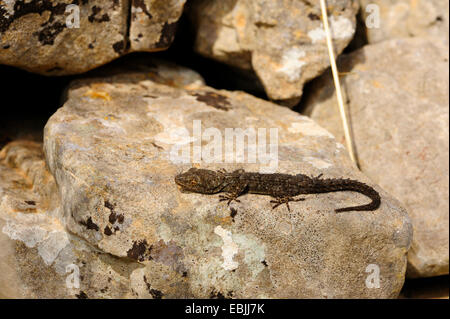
[{"x1": 174, "y1": 168, "x2": 381, "y2": 213}]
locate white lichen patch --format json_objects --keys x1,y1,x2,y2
[
  {"x1": 288, "y1": 121, "x2": 335, "y2": 139},
  {"x1": 2, "y1": 213, "x2": 72, "y2": 267},
  {"x1": 214, "y1": 226, "x2": 239, "y2": 271},
  {"x1": 37, "y1": 230, "x2": 70, "y2": 266},
  {"x1": 131, "y1": 6, "x2": 143, "y2": 14},
  {"x1": 308, "y1": 16, "x2": 354, "y2": 43},
  {"x1": 277, "y1": 47, "x2": 306, "y2": 82},
  {"x1": 2, "y1": 223, "x2": 47, "y2": 248},
  {"x1": 233, "y1": 234, "x2": 266, "y2": 279},
  {"x1": 303, "y1": 156, "x2": 333, "y2": 169}
]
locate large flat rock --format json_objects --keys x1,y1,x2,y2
[
  {"x1": 38, "y1": 60, "x2": 412, "y2": 298},
  {"x1": 304, "y1": 37, "x2": 449, "y2": 278}
]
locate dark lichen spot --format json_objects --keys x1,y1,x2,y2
[
  {"x1": 261, "y1": 260, "x2": 268, "y2": 267},
  {"x1": 133, "y1": 0, "x2": 153, "y2": 20},
  {"x1": 127, "y1": 240, "x2": 150, "y2": 261},
  {"x1": 112, "y1": 40, "x2": 127, "y2": 54},
  {"x1": 149, "y1": 288, "x2": 163, "y2": 299},
  {"x1": 143, "y1": 276, "x2": 163, "y2": 299},
  {"x1": 210, "y1": 290, "x2": 226, "y2": 299},
  {"x1": 154, "y1": 22, "x2": 178, "y2": 49},
  {"x1": 0, "y1": 0, "x2": 71, "y2": 34},
  {"x1": 88, "y1": 6, "x2": 110, "y2": 23},
  {"x1": 105, "y1": 201, "x2": 124, "y2": 225},
  {"x1": 104, "y1": 226, "x2": 113, "y2": 236},
  {"x1": 75, "y1": 291, "x2": 88, "y2": 299},
  {"x1": 79, "y1": 217, "x2": 99, "y2": 231},
  {"x1": 182, "y1": 271, "x2": 188, "y2": 277},
  {"x1": 308, "y1": 12, "x2": 321, "y2": 21},
  {"x1": 36, "y1": 21, "x2": 65, "y2": 45},
  {"x1": 2, "y1": 44, "x2": 10, "y2": 49},
  {"x1": 108, "y1": 212, "x2": 124, "y2": 225},
  {"x1": 25, "y1": 200, "x2": 36, "y2": 206},
  {"x1": 192, "y1": 92, "x2": 231, "y2": 111},
  {"x1": 104, "y1": 200, "x2": 115, "y2": 211},
  {"x1": 88, "y1": 43, "x2": 94, "y2": 49},
  {"x1": 108, "y1": 212, "x2": 117, "y2": 223}
]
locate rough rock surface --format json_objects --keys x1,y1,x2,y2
[
  {"x1": 0, "y1": 141, "x2": 144, "y2": 298},
  {"x1": 303, "y1": 37, "x2": 449, "y2": 278},
  {"x1": 188, "y1": 0, "x2": 358, "y2": 106},
  {"x1": 0, "y1": 0, "x2": 186, "y2": 75},
  {"x1": 359, "y1": 0, "x2": 449, "y2": 44},
  {"x1": 130, "y1": 0, "x2": 186, "y2": 51},
  {"x1": 3, "y1": 60, "x2": 410, "y2": 298}
]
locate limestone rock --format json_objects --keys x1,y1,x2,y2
[
  {"x1": 39, "y1": 60, "x2": 412, "y2": 298},
  {"x1": 188, "y1": 0, "x2": 358, "y2": 106},
  {"x1": 0, "y1": 140, "x2": 148, "y2": 298},
  {"x1": 359, "y1": 0, "x2": 449, "y2": 44},
  {"x1": 130, "y1": 0, "x2": 186, "y2": 51},
  {"x1": 303, "y1": 37, "x2": 449, "y2": 278},
  {"x1": 0, "y1": 0, "x2": 186, "y2": 75}
]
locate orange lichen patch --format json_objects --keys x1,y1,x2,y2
[
  {"x1": 214, "y1": 215, "x2": 233, "y2": 226},
  {"x1": 372, "y1": 80, "x2": 383, "y2": 88},
  {"x1": 235, "y1": 11, "x2": 247, "y2": 29},
  {"x1": 83, "y1": 89, "x2": 111, "y2": 101},
  {"x1": 293, "y1": 30, "x2": 303, "y2": 39}
]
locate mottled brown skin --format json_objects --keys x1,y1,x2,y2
[{"x1": 175, "y1": 168, "x2": 381, "y2": 213}]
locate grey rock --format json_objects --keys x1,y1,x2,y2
[
  {"x1": 188, "y1": 0, "x2": 359, "y2": 106},
  {"x1": 359, "y1": 0, "x2": 449, "y2": 44},
  {"x1": 303, "y1": 37, "x2": 449, "y2": 278},
  {"x1": 0, "y1": 0, "x2": 186, "y2": 75}
]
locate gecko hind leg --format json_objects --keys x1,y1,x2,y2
[
  {"x1": 270, "y1": 197, "x2": 305, "y2": 212},
  {"x1": 219, "y1": 193, "x2": 241, "y2": 206}
]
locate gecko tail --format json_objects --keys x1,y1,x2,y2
[
  {"x1": 334, "y1": 180, "x2": 381, "y2": 213},
  {"x1": 311, "y1": 178, "x2": 381, "y2": 213},
  {"x1": 335, "y1": 199, "x2": 380, "y2": 213}
]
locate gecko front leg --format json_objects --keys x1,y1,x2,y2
[{"x1": 218, "y1": 180, "x2": 248, "y2": 206}]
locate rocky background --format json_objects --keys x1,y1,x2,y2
[{"x1": 0, "y1": 0, "x2": 448, "y2": 299}]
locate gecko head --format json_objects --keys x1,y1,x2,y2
[{"x1": 175, "y1": 168, "x2": 225, "y2": 194}]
